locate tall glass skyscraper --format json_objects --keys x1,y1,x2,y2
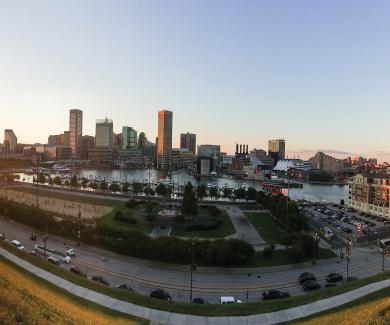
[
  {"x1": 69, "y1": 109, "x2": 83, "y2": 158},
  {"x1": 122, "y1": 126, "x2": 138, "y2": 149},
  {"x1": 157, "y1": 110, "x2": 173, "y2": 169}
]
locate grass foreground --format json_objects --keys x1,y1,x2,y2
[
  {"x1": 1, "y1": 241, "x2": 389, "y2": 317},
  {"x1": 0, "y1": 256, "x2": 146, "y2": 325}
]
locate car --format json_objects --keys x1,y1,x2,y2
[
  {"x1": 149, "y1": 288, "x2": 172, "y2": 301},
  {"x1": 115, "y1": 284, "x2": 133, "y2": 291},
  {"x1": 70, "y1": 266, "x2": 86, "y2": 277},
  {"x1": 47, "y1": 256, "x2": 61, "y2": 265},
  {"x1": 11, "y1": 240, "x2": 25, "y2": 250},
  {"x1": 66, "y1": 248, "x2": 76, "y2": 256},
  {"x1": 299, "y1": 272, "x2": 316, "y2": 284},
  {"x1": 91, "y1": 275, "x2": 110, "y2": 286},
  {"x1": 326, "y1": 273, "x2": 343, "y2": 283},
  {"x1": 192, "y1": 298, "x2": 209, "y2": 304},
  {"x1": 303, "y1": 280, "x2": 321, "y2": 291},
  {"x1": 220, "y1": 296, "x2": 242, "y2": 304},
  {"x1": 262, "y1": 289, "x2": 290, "y2": 300}
]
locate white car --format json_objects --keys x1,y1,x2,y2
[
  {"x1": 220, "y1": 296, "x2": 242, "y2": 304},
  {"x1": 66, "y1": 248, "x2": 76, "y2": 257},
  {"x1": 11, "y1": 240, "x2": 25, "y2": 250}
]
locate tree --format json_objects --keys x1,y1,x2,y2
[
  {"x1": 81, "y1": 177, "x2": 89, "y2": 188},
  {"x1": 196, "y1": 184, "x2": 207, "y2": 200},
  {"x1": 109, "y1": 182, "x2": 121, "y2": 192},
  {"x1": 122, "y1": 182, "x2": 130, "y2": 193},
  {"x1": 246, "y1": 187, "x2": 257, "y2": 201},
  {"x1": 89, "y1": 181, "x2": 98, "y2": 190},
  {"x1": 37, "y1": 174, "x2": 46, "y2": 184},
  {"x1": 156, "y1": 183, "x2": 168, "y2": 196},
  {"x1": 47, "y1": 177, "x2": 53, "y2": 185},
  {"x1": 209, "y1": 186, "x2": 219, "y2": 199},
  {"x1": 234, "y1": 187, "x2": 246, "y2": 200},
  {"x1": 144, "y1": 186, "x2": 155, "y2": 196},
  {"x1": 182, "y1": 182, "x2": 198, "y2": 216},
  {"x1": 100, "y1": 180, "x2": 108, "y2": 191},
  {"x1": 132, "y1": 182, "x2": 143, "y2": 195},
  {"x1": 53, "y1": 176, "x2": 62, "y2": 186},
  {"x1": 222, "y1": 187, "x2": 232, "y2": 199},
  {"x1": 70, "y1": 175, "x2": 79, "y2": 187}
]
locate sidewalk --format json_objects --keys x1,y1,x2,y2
[{"x1": 1, "y1": 247, "x2": 389, "y2": 325}]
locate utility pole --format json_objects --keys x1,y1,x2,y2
[
  {"x1": 35, "y1": 155, "x2": 40, "y2": 207},
  {"x1": 346, "y1": 240, "x2": 351, "y2": 278},
  {"x1": 77, "y1": 205, "x2": 81, "y2": 247},
  {"x1": 43, "y1": 231, "x2": 48, "y2": 259},
  {"x1": 190, "y1": 241, "x2": 195, "y2": 303},
  {"x1": 285, "y1": 181, "x2": 289, "y2": 232},
  {"x1": 312, "y1": 232, "x2": 318, "y2": 264}
]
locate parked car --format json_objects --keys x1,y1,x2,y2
[
  {"x1": 11, "y1": 240, "x2": 25, "y2": 250},
  {"x1": 149, "y1": 288, "x2": 172, "y2": 301},
  {"x1": 66, "y1": 248, "x2": 76, "y2": 256},
  {"x1": 115, "y1": 284, "x2": 133, "y2": 291},
  {"x1": 299, "y1": 272, "x2": 316, "y2": 284},
  {"x1": 70, "y1": 266, "x2": 86, "y2": 277},
  {"x1": 47, "y1": 256, "x2": 61, "y2": 265},
  {"x1": 91, "y1": 275, "x2": 109, "y2": 286},
  {"x1": 303, "y1": 280, "x2": 321, "y2": 292},
  {"x1": 192, "y1": 298, "x2": 209, "y2": 304},
  {"x1": 262, "y1": 289, "x2": 290, "y2": 300},
  {"x1": 220, "y1": 296, "x2": 242, "y2": 304},
  {"x1": 326, "y1": 273, "x2": 343, "y2": 283}
]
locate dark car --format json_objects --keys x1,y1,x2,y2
[
  {"x1": 326, "y1": 273, "x2": 343, "y2": 283},
  {"x1": 192, "y1": 298, "x2": 209, "y2": 304},
  {"x1": 91, "y1": 275, "x2": 109, "y2": 286},
  {"x1": 303, "y1": 280, "x2": 321, "y2": 292},
  {"x1": 115, "y1": 284, "x2": 133, "y2": 291},
  {"x1": 262, "y1": 289, "x2": 290, "y2": 301},
  {"x1": 298, "y1": 272, "x2": 316, "y2": 284},
  {"x1": 149, "y1": 288, "x2": 172, "y2": 301},
  {"x1": 70, "y1": 266, "x2": 86, "y2": 277}
]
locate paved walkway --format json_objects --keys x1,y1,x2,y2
[
  {"x1": 1, "y1": 247, "x2": 389, "y2": 325},
  {"x1": 225, "y1": 205, "x2": 266, "y2": 248}
]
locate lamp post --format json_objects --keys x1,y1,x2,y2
[
  {"x1": 35, "y1": 155, "x2": 41, "y2": 208},
  {"x1": 189, "y1": 241, "x2": 195, "y2": 303},
  {"x1": 43, "y1": 231, "x2": 48, "y2": 259},
  {"x1": 312, "y1": 232, "x2": 318, "y2": 264},
  {"x1": 346, "y1": 240, "x2": 351, "y2": 278},
  {"x1": 77, "y1": 205, "x2": 81, "y2": 247}
]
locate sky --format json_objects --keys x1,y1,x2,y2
[{"x1": 0, "y1": 0, "x2": 389, "y2": 160}]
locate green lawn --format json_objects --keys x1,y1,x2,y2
[
  {"x1": 245, "y1": 212, "x2": 283, "y2": 244},
  {"x1": 171, "y1": 207, "x2": 235, "y2": 238},
  {"x1": 1, "y1": 241, "x2": 388, "y2": 317}
]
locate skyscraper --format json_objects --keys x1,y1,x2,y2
[
  {"x1": 268, "y1": 139, "x2": 286, "y2": 163},
  {"x1": 3, "y1": 129, "x2": 17, "y2": 153},
  {"x1": 95, "y1": 118, "x2": 113, "y2": 148},
  {"x1": 122, "y1": 126, "x2": 138, "y2": 149},
  {"x1": 180, "y1": 132, "x2": 196, "y2": 154},
  {"x1": 69, "y1": 109, "x2": 83, "y2": 158},
  {"x1": 157, "y1": 110, "x2": 173, "y2": 169}
]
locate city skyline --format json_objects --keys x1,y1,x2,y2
[{"x1": 1, "y1": 1, "x2": 390, "y2": 160}]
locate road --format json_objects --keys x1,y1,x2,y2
[{"x1": 1, "y1": 217, "x2": 388, "y2": 304}]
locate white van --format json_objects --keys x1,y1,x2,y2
[
  {"x1": 220, "y1": 296, "x2": 242, "y2": 304},
  {"x1": 11, "y1": 240, "x2": 25, "y2": 250}
]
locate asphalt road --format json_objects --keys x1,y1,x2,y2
[{"x1": 1, "y1": 217, "x2": 388, "y2": 304}]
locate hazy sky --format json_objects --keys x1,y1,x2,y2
[{"x1": 0, "y1": 1, "x2": 389, "y2": 160}]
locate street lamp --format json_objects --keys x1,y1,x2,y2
[
  {"x1": 189, "y1": 241, "x2": 195, "y2": 303},
  {"x1": 346, "y1": 240, "x2": 352, "y2": 278},
  {"x1": 77, "y1": 206, "x2": 81, "y2": 247},
  {"x1": 312, "y1": 232, "x2": 318, "y2": 264},
  {"x1": 35, "y1": 155, "x2": 41, "y2": 208}
]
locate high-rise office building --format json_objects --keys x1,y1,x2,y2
[
  {"x1": 69, "y1": 109, "x2": 83, "y2": 158},
  {"x1": 138, "y1": 132, "x2": 147, "y2": 149},
  {"x1": 4, "y1": 129, "x2": 17, "y2": 153},
  {"x1": 122, "y1": 127, "x2": 138, "y2": 149},
  {"x1": 268, "y1": 139, "x2": 286, "y2": 163},
  {"x1": 95, "y1": 118, "x2": 113, "y2": 148},
  {"x1": 157, "y1": 110, "x2": 173, "y2": 169},
  {"x1": 81, "y1": 135, "x2": 95, "y2": 160},
  {"x1": 180, "y1": 132, "x2": 196, "y2": 154},
  {"x1": 63, "y1": 131, "x2": 70, "y2": 146}
]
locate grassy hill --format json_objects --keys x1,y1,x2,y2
[{"x1": 0, "y1": 257, "x2": 145, "y2": 325}]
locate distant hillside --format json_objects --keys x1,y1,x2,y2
[{"x1": 0, "y1": 258, "x2": 142, "y2": 325}]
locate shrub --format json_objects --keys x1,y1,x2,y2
[
  {"x1": 126, "y1": 199, "x2": 140, "y2": 209},
  {"x1": 145, "y1": 214, "x2": 155, "y2": 222},
  {"x1": 263, "y1": 245, "x2": 275, "y2": 258},
  {"x1": 113, "y1": 211, "x2": 137, "y2": 224},
  {"x1": 207, "y1": 205, "x2": 221, "y2": 216}
]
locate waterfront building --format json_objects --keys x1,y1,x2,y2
[
  {"x1": 197, "y1": 157, "x2": 215, "y2": 175},
  {"x1": 171, "y1": 148, "x2": 195, "y2": 169},
  {"x1": 197, "y1": 144, "x2": 221, "y2": 158},
  {"x1": 118, "y1": 148, "x2": 143, "y2": 168},
  {"x1": 180, "y1": 132, "x2": 196, "y2": 154},
  {"x1": 56, "y1": 146, "x2": 73, "y2": 160},
  {"x1": 69, "y1": 109, "x2": 83, "y2": 158},
  {"x1": 87, "y1": 147, "x2": 114, "y2": 164},
  {"x1": 274, "y1": 159, "x2": 313, "y2": 172},
  {"x1": 63, "y1": 131, "x2": 70, "y2": 146},
  {"x1": 309, "y1": 151, "x2": 344, "y2": 173},
  {"x1": 122, "y1": 127, "x2": 138, "y2": 149},
  {"x1": 138, "y1": 132, "x2": 147, "y2": 149},
  {"x1": 3, "y1": 129, "x2": 17, "y2": 153},
  {"x1": 251, "y1": 149, "x2": 275, "y2": 168},
  {"x1": 95, "y1": 118, "x2": 113, "y2": 148},
  {"x1": 157, "y1": 110, "x2": 173, "y2": 169},
  {"x1": 48, "y1": 135, "x2": 61, "y2": 146},
  {"x1": 349, "y1": 173, "x2": 390, "y2": 220},
  {"x1": 81, "y1": 135, "x2": 95, "y2": 160},
  {"x1": 268, "y1": 139, "x2": 286, "y2": 163}
]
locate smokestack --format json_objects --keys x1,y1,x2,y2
[
  {"x1": 236, "y1": 143, "x2": 238, "y2": 154},
  {"x1": 240, "y1": 144, "x2": 242, "y2": 154},
  {"x1": 246, "y1": 145, "x2": 248, "y2": 155}
]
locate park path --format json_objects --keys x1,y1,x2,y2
[
  {"x1": 1, "y1": 247, "x2": 390, "y2": 325},
  {"x1": 224, "y1": 205, "x2": 267, "y2": 248}
]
